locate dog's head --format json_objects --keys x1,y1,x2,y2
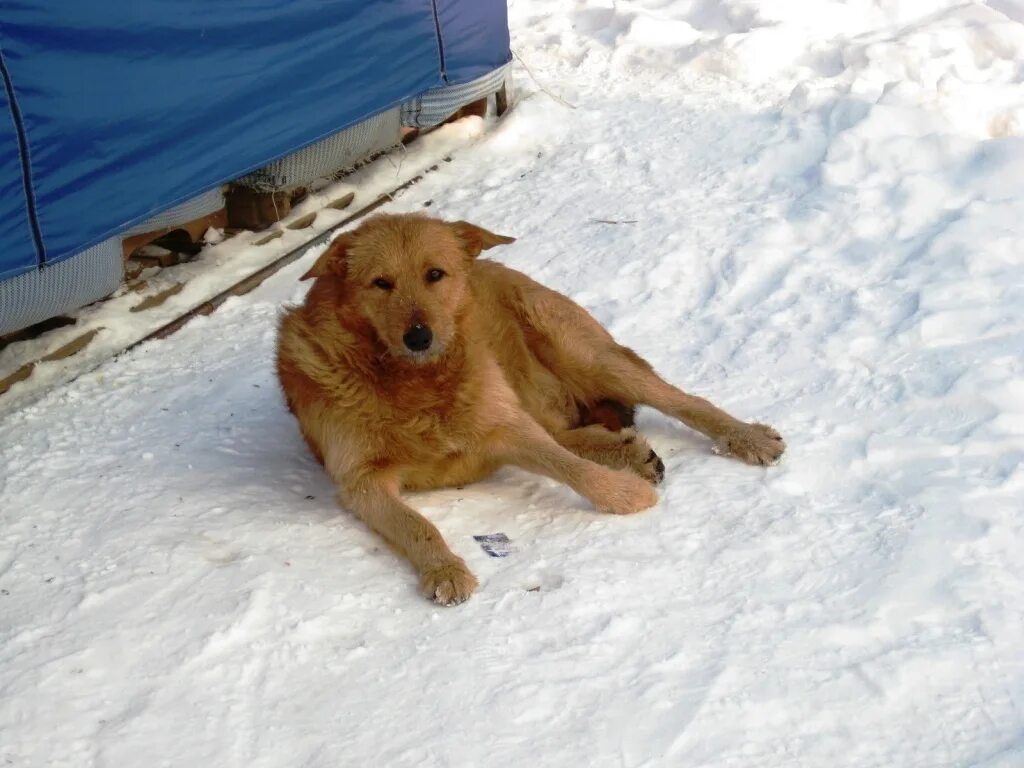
[{"x1": 301, "y1": 213, "x2": 515, "y2": 361}]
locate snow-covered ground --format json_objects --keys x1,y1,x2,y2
[{"x1": 3, "y1": 1, "x2": 1023, "y2": 765}]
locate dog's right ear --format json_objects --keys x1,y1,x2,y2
[{"x1": 300, "y1": 233, "x2": 354, "y2": 280}]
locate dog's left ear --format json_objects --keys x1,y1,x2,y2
[
  {"x1": 300, "y1": 233, "x2": 354, "y2": 280},
  {"x1": 448, "y1": 221, "x2": 516, "y2": 258}
]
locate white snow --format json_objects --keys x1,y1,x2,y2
[{"x1": 3, "y1": 1, "x2": 1024, "y2": 766}]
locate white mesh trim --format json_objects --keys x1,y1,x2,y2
[
  {"x1": 124, "y1": 187, "x2": 225, "y2": 236},
  {"x1": 237, "y1": 108, "x2": 401, "y2": 192},
  {"x1": 401, "y1": 64, "x2": 510, "y2": 129},
  {"x1": 0, "y1": 238, "x2": 122, "y2": 335}
]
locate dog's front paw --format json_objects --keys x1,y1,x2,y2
[
  {"x1": 715, "y1": 422, "x2": 785, "y2": 466},
  {"x1": 421, "y1": 560, "x2": 478, "y2": 606},
  {"x1": 592, "y1": 469, "x2": 659, "y2": 515}
]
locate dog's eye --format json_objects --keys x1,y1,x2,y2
[
  {"x1": 426, "y1": 268, "x2": 446, "y2": 284},
  {"x1": 372, "y1": 278, "x2": 394, "y2": 290}
]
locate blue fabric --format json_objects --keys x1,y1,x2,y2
[
  {"x1": 0, "y1": 1, "x2": 509, "y2": 292},
  {"x1": 0, "y1": 1, "x2": 443, "y2": 266},
  {"x1": 0, "y1": 58, "x2": 39, "y2": 280},
  {"x1": 436, "y1": 0, "x2": 512, "y2": 84}
]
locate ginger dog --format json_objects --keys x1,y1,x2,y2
[{"x1": 276, "y1": 214, "x2": 784, "y2": 604}]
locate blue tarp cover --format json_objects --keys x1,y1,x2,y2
[{"x1": 0, "y1": 1, "x2": 509, "y2": 281}]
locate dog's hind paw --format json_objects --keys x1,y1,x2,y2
[
  {"x1": 630, "y1": 444, "x2": 665, "y2": 485},
  {"x1": 421, "y1": 561, "x2": 478, "y2": 606},
  {"x1": 642, "y1": 449, "x2": 666, "y2": 484},
  {"x1": 715, "y1": 422, "x2": 785, "y2": 466},
  {"x1": 619, "y1": 429, "x2": 666, "y2": 485}
]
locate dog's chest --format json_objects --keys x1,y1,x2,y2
[{"x1": 361, "y1": 376, "x2": 481, "y2": 454}]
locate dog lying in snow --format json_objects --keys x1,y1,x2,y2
[{"x1": 276, "y1": 214, "x2": 784, "y2": 604}]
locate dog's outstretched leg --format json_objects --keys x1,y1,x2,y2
[
  {"x1": 599, "y1": 346, "x2": 785, "y2": 466},
  {"x1": 339, "y1": 474, "x2": 477, "y2": 606}
]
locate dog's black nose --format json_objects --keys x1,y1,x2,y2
[{"x1": 403, "y1": 324, "x2": 433, "y2": 352}]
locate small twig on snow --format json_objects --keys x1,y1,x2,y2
[{"x1": 512, "y1": 49, "x2": 577, "y2": 110}]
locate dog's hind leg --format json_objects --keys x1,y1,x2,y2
[
  {"x1": 589, "y1": 345, "x2": 784, "y2": 466},
  {"x1": 513, "y1": 285, "x2": 784, "y2": 465},
  {"x1": 554, "y1": 424, "x2": 665, "y2": 484}
]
